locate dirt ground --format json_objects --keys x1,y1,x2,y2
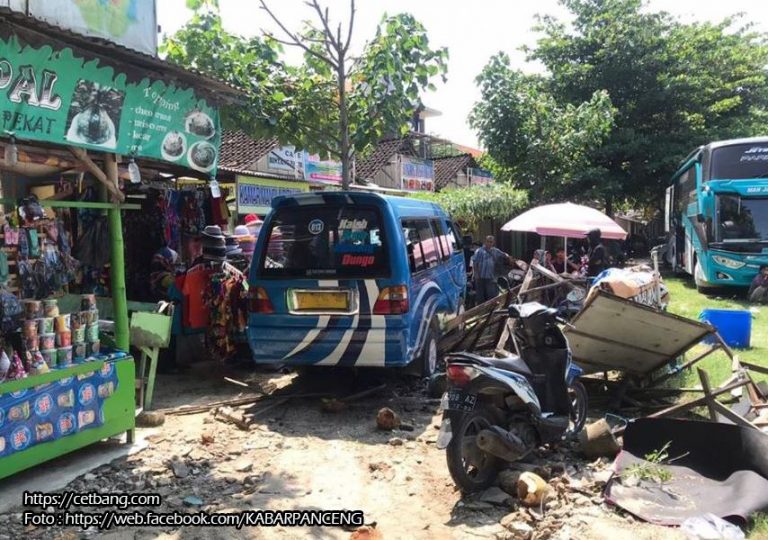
[{"x1": 0, "y1": 363, "x2": 687, "y2": 540}]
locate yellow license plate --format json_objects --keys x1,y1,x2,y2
[{"x1": 294, "y1": 291, "x2": 349, "y2": 310}]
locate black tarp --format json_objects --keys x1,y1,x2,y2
[{"x1": 604, "y1": 418, "x2": 768, "y2": 526}]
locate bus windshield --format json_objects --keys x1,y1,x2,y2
[
  {"x1": 257, "y1": 205, "x2": 390, "y2": 278},
  {"x1": 716, "y1": 195, "x2": 768, "y2": 243},
  {"x1": 711, "y1": 143, "x2": 768, "y2": 180}
]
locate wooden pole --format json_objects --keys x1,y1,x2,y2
[
  {"x1": 697, "y1": 368, "x2": 719, "y2": 422},
  {"x1": 104, "y1": 154, "x2": 129, "y2": 351},
  {"x1": 68, "y1": 147, "x2": 125, "y2": 202}
]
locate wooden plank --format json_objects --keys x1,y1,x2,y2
[
  {"x1": 650, "y1": 345, "x2": 722, "y2": 386},
  {"x1": 697, "y1": 368, "x2": 719, "y2": 422},
  {"x1": 644, "y1": 379, "x2": 751, "y2": 420},
  {"x1": 0, "y1": 198, "x2": 140, "y2": 210},
  {"x1": 741, "y1": 361, "x2": 768, "y2": 376},
  {"x1": 712, "y1": 400, "x2": 762, "y2": 430}
]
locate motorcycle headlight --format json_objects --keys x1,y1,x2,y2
[{"x1": 713, "y1": 255, "x2": 746, "y2": 270}]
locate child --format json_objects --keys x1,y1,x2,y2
[{"x1": 748, "y1": 265, "x2": 768, "y2": 303}]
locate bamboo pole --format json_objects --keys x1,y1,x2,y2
[{"x1": 104, "y1": 154, "x2": 129, "y2": 351}]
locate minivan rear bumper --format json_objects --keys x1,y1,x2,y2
[{"x1": 247, "y1": 315, "x2": 410, "y2": 367}]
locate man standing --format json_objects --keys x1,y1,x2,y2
[
  {"x1": 471, "y1": 235, "x2": 513, "y2": 304},
  {"x1": 586, "y1": 228, "x2": 609, "y2": 277}
]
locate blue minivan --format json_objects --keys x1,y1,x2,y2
[{"x1": 247, "y1": 191, "x2": 467, "y2": 376}]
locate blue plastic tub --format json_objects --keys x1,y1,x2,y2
[{"x1": 699, "y1": 309, "x2": 752, "y2": 349}]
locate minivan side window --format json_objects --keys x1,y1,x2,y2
[
  {"x1": 431, "y1": 219, "x2": 450, "y2": 261},
  {"x1": 445, "y1": 220, "x2": 461, "y2": 253},
  {"x1": 402, "y1": 219, "x2": 440, "y2": 273}
]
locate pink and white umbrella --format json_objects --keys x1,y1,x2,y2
[{"x1": 501, "y1": 202, "x2": 627, "y2": 240}]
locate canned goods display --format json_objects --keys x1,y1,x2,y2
[
  {"x1": 56, "y1": 331, "x2": 72, "y2": 347},
  {"x1": 56, "y1": 346, "x2": 73, "y2": 366},
  {"x1": 43, "y1": 299, "x2": 59, "y2": 317},
  {"x1": 86, "y1": 323, "x2": 99, "y2": 342},
  {"x1": 40, "y1": 333, "x2": 56, "y2": 350},
  {"x1": 22, "y1": 319, "x2": 39, "y2": 338},
  {"x1": 23, "y1": 300, "x2": 42, "y2": 319},
  {"x1": 73, "y1": 341, "x2": 86, "y2": 360},
  {"x1": 38, "y1": 317, "x2": 54, "y2": 334},
  {"x1": 41, "y1": 349, "x2": 57, "y2": 368}
]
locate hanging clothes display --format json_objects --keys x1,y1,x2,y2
[
  {"x1": 122, "y1": 186, "x2": 226, "y2": 301},
  {"x1": 204, "y1": 263, "x2": 247, "y2": 361}
]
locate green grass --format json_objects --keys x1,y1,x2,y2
[
  {"x1": 749, "y1": 513, "x2": 768, "y2": 540},
  {"x1": 663, "y1": 275, "x2": 768, "y2": 387}
]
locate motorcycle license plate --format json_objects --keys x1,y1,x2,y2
[{"x1": 445, "y1": 390, "x2": 476, "y2": 412}]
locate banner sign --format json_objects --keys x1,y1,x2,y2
[
  {"x1": 303, "y1": 153, "x2": 342, "y2": 185},
  {"x1": 10, "y1": 0, "x2": 158, "y2": 56},
  {"x1": 267, "y1": 146, "x2": 304, "y2": 176},
  {"x1": 468, "y1": 167, "x2": 493, "y2": 186},
  {"x1": 237, "y1": 176, "x2": 309, "y2": 214},
  {"x1": 401, "y1": 156, "x2": 434, "y2": 192},
  {"x1": 0, "y1": 361, "x2": 119, "y2": 459},
  {"x1": 0, "y1": 33, "x2": 221, "y2": 174}
]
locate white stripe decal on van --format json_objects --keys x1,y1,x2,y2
[
  {"x1": 357, "y1": 280, "x2": 385, "y2": 366},
  {"x1": 316, "y1": 314, "x2": 359, "y2": 365},
  {"x1": 412, "y1": 281, "x2": 440, "y2": 347},
  {"x1": 283, "y1": 315, "x2": 330, "y2": 360},
  {"x1": 282, "y1": 280, "x2": 338, "y2": 361}
]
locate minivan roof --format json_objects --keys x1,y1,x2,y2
[{"x1": 270, "y1": 191, "x2": 450, "y2": 219}]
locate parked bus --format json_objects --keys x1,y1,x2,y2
[
  {"x1": 247, "y1": 191, "x2": 467, "y2": 375},
  {"x1": 665, "y1": 137, "x2": 768, "y2": 291}
]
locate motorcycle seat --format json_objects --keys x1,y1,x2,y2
[{"x1": 448, "y1": 352, "x2": 532, "y2": 376}]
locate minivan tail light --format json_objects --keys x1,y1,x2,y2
[
  {"x1": 373, "y1": 285, "x2": 409, "y2": 315},
  {"x1": 248, "y1": 287, "x2": 274, "y2": 313}
]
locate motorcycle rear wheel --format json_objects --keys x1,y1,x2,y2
[
  {"x1": 446, "y1": 406, "x2": 502, "y2": 493},
  {"x1": 567, "y1": 381, "x2": 588, "y2": 437}
]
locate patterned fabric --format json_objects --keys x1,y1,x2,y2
[{"x1": 204, "y1": 273, "x2": 248, "y2": 361}]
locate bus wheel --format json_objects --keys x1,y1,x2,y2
[{"x1": 694, "y1": 260, "x2": 713, "y2": 294}]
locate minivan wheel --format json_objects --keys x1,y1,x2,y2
[{"x1": 417, "y1": 320, "x2": 442, "y2": 378}]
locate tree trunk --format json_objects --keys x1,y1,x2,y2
[
  {"x1": 338, "y1": 67, "x2": 351, "y2": 190},
  {"x1": 604, "y1": 196, "x2": 614, "y2": 218}
]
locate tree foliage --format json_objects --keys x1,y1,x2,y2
[
  {"x1": 162, "y1": 1, "x2": 448, "y2": 189},
  {"x1": 470, "y1": 53, "x2": 615, "y2": 203},
  {"x1": 413, "y1": 183, "x2": 528, "y2": 231},
  {"x1": 531, "y1": 0, "x2": 768, "y2": 209},
  {"x1": 162, "y1": 2, "x2": 283, "y2": 140}
]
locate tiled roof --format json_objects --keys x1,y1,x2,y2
[
  {"x1": 433, "y1": 154, "x2": 475, "y2": 189},
  {"x1": 219, "y1": 131, "x2": 279, "y2": 175},
  {"x1": 355, "y1": 137, "x2": 416, "y2": 180}
]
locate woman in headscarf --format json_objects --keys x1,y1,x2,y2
[{"x1": 149, "y1": 247, "x2": 179, "y2": 301}]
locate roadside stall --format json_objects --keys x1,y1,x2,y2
[
  {"x1": 500, "y1": 203, "x2": 629, "y2": 310},
  {"x1": 0, "y1": 13, "x2": 234, "y2": 478}
]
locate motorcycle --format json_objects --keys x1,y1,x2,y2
[{"x1": 437, "y1": 301, "x2": 587, "y2": 493}]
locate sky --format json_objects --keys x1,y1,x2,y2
[{"x1": 157, "y1": 0, "x2": 768, "y2": 149}]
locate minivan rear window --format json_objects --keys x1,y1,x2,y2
[{"x1": 258, "y1": 205, "x2": 390, "y2": 278}]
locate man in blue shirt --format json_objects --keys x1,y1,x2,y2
[{"x1": 471, "y1": 235, "x2": 513, "y2": 304}]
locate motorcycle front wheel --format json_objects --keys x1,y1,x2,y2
[{"x1": 445, "y1": 406, "x2": 501, "y2": 493}]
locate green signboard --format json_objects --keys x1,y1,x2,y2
[{"x1": 0, "y1": 33, "x2": 221, "y2": 174}]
